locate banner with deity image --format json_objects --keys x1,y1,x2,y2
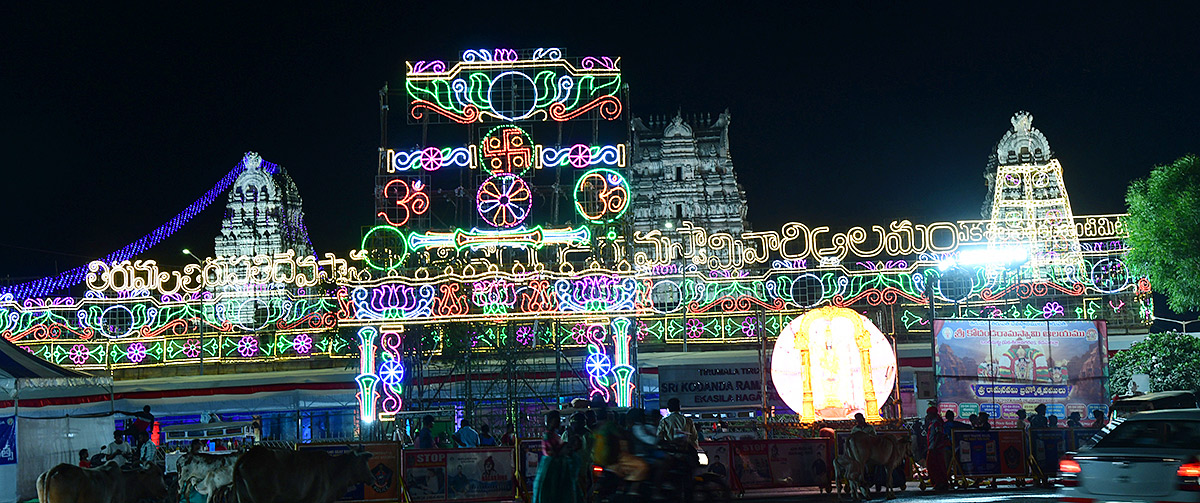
[{"x1": 934, "y1": 319, "x2": 1108, "y2": 428}]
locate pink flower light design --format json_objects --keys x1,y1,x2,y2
[
  {"x1": 127, "y1": 342, "x2": 147, "y2": 364},
  {"x1": 237, "y1": 336, "x2": 259, "y2": 357},
  {"x1": 68, "y1": 344, "x2": 90, "y2": 365},
  {"x1": 292, "y1": 334, "x2": 313, "y2": 355}
]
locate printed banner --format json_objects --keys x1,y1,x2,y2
[
  {"x1": 518, "y1": 439, "x2": 543, "y2": 491},
  {"x1": 404, "y1": 450, "x2": 449, "y2": 501},
  {"x1": 951, "y1": 429, "x2": 1026, "y2": 477},
  {"x1": 934, "y1": 320, "x2": 1108, "y2": 428},
  {"x1": 0, "y1": 417, "x2": 13, "y2": 465},
  {"x1": 404, "y1": 448, "x2": 516, "y2": 503},
  {"x1": 728, "y1": 438, "x2": 832, "y2": 489},
  {"x1": 302, "y1": 443, "x2": 398, "y2": 502}
]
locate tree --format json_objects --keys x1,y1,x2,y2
[
  {"x1": 1125, "y1": 154, "x2": 1200, "y2": 312},
  {"x1": 1109, "y1": 331, "x2": 1200, "y2": 394}
]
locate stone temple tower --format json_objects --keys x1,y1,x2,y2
[
  {"x1": 981, "y1": 112, "x2": 1083, "y2": 277},
  {"x1": 214, "y1": 152, "x2": 313, "y2": 262},
  {"x1": 629, "y1": 110, "x2": 749, "y2": 237}
]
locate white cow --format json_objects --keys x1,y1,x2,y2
[{"x1": 177, "y1": 452, "x2": 240, "y2": 501}]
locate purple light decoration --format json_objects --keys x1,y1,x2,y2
[
  {"x1": 237, "y1": 336, "x2": 259, "y2": 357},
  {"x1": 1042, "y1": 302, "x2": 1065, "y2": 319},
  {"x1": 685, "y1": 318, "x2": 704, "y2": 339},
  {"x1": 515, "y1": 326, "x2": 534, "y2": 346},
  {"x1": 127, "y1": 342, "x2": 147, "y2": 364},
  {"x1": 0, "y1": 153, "x2": 317, "y2": 299},
  {"x1": 181, "y1": 338, "x2": 200, "y2": 358},
  {"x1": 293, "y1": 333, "x2": 313, "y2": 355},
  {"x1": 68, "y1": 344, "x2": 90, "y2": 365}
]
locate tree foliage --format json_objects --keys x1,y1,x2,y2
[
  {"x1": 1125, "y1": 154, "x2": 1200, "y2": 312},
  {"x1": 1109, "y1": 331, "x2": 1200, "y2": 394}
]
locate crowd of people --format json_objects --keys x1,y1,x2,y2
[{"x1": 78, "y1": 406, "x2": 160, "y2": 470}]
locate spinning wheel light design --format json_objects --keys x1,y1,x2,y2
[
  {"x1": 480, "y1": 125, "x2": 533, "y2": 175},
  {"x1": 477, "y1": 173, "x2": 532, "y2": 228}
]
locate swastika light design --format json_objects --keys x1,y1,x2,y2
[{"x1": 480, "y1": 125, "x2": 533, "y2": 176}]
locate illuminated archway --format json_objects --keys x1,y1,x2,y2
[{"x1": 771, "y1": 306, "x2": 897, "y2": 421}]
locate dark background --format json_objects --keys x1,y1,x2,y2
[{"x1": 4, "y1": 3, "x2": 1198, "y2": 318}]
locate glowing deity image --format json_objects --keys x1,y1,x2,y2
[{"x1": 771, "y1": 306, "x2": 897, "y2": 421}]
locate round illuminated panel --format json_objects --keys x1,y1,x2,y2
[
  {"x1": 487, "y1": 71, "x2": 539, "y2": 121},
  {"x1": 771, "y1": 306, "x2": 897, "y2": 421},
  {"x1": 573, "y1": 168, "x2": 630, "y2": 223},
  {"x1": 479, "y1": 125, "x2": 534, "y2": 176},
  {"x1": 361, "y1": 225, "x2": 409, "y2": 271},
  {"x1": 476, "y1": 173, "x2": 532, "y2": 228}
]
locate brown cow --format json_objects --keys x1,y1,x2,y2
[
  {"x1": 37, "y1": 461, "x2": 168, "y2": 503},
  {"x1": 232, "y1": 446, "x2": 374, "y2": 503},
  {"x1": 845, "y1": 431, "x2": 911, "y2": 500}
]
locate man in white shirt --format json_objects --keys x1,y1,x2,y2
[
  {"x1": 136, "y1": 431, "x2": 158, "y2": 469},
  {"x1": 657, "y1": 398, "x2": 698, "y2": 449},
  {"x1": 105, "y1": 430, "x2": 132, "y2": 467},
  {"x1": 454, "y1": 420, "x2": 479, "y2": 448}
]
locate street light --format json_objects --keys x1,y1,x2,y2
[
  {"x1": 1153, "y1": 317, "x2": 1200, "y2": 333},
  {"x1": 182, "y1": 249, "x2": 201, "y2": 263}
]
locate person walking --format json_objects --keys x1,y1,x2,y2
[
  {"x1": 532, "y1": 411, "x2": 580, "y2": 503},
  {"x1": 925, "y1": 407, "x2": 950, "y2": 491}
]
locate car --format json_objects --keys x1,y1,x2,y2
[{"x1": 1059, "y1": 408, "x2": 1200, "y2": 503}]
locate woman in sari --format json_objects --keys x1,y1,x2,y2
[{"x1": 533, "y1": 410, "x2": 578, "y2": 503}]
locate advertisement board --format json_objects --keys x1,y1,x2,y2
[
  {"x1": 951, "y1": 429, "x2": 1026, "y2": 477},
  {"x1": 659, "y1": 363, "x2": 776, "y2": 409},
  {"x1": 934, "y1": 319, "x2": 1108, "y2": 428},
  {"x1": 301, "y1": 443, "x2": 399, "y2": 502},
  {"x1": 724, "y1": 438, "x2": 832, "y2": 490},
  {"x1": 403, "y1": 448, "x2": 516, "y2": 503}
]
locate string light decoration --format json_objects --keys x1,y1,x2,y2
[
  {"x1": 406, "y1": 48, "x2": 622, "y2": 123},
  {"x1": 0, "y1": 153, "x2": 316, "y2": 300},
  {"x1": 355, "y1": 327, "x2": 379, "y2": 423},
  {"x1": 476, "y1": 173, "x2": 532, "y2": 228},
  {"x1": 378, "y1": 178, "x2": 430, "y2": 227},
  {"x1": 479, "y1": 125, "x2": 534, "y2": 176},
  {"x1": 574, "y1": 168, "x2": 630, "y2": 223},
  {"x1": 385, "y1": 143, "x2": 625, "y2": 173},
  {"x1": 362, "y1": 225, "x2": 409, "y2": 271}
]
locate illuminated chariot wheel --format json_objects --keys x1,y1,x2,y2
[{"x1": 477, "y1": 173, "x2": 531, "y2": 228}]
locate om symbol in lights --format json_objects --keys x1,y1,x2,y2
[
  {"x1": 573, "y1": 168, "x2": 630, "y2": 223},
  {"x1": 480, "y1": 125, "x2": 533, "y2": 175},
  {"x1": 378, "y1": 178, "x2": 430, "y2": 227},
  {"x1": 477, "y1": 173, "x2": 532, "y2": 228}
]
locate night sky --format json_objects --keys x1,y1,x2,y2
[{"x1": 4, "y1": 4, "x2": 1199, "y2": 317}]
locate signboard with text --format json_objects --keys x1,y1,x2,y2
[
  {"x1": 403, "y1": 448, "x2": 516, "y2": 503},
  {"x1": 659, "y1": 363, "x2": 779, "y2": 409},
  {"x1": 934, "y1": 319, "x2": 1108, "y2": 428}
]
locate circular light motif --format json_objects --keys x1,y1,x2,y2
[
  {"x1": 237, "y1": 336, "x2": 259, "y2": 358},
  {"x1": 487, "y1": 71, "x2": 539, "y2": 121},
  {"x1": 567, "y1": 144, "x2": 592, "y2": 168},
  {"x1": 1090, "y1": 258, "x2": 1130, "y2": 294},
  {"x1": 361, "y1": 225, "x2": 409, "y2": 271},
  {"x1": 100, "y1": 305, "x2": 136, "y2": 339},
  {"x1": 477, "y1": 173, "x2": 532, "y2": 228},
  {"x1": 68, "y1": 344, "x2": 90, "y2": 365},
  {"x1": 182, "y1": 338, "x2": 201, "y2": 358},
  {"x1": 649, "y1": 280, "x2": 683, "y2": 313},
  {"x1": 515, "y1": 326, "x2": 535, "y2": 346},
  {"x1": 127, "y1": 342, "x2": 147, "y2": 364},
  {"x1": 585, "y1": 353, "x2": 612, "y2": 378},
  {"x1": 771, "y1": 306, "x2": 897, "y2": 421},
  {"x1": 573, "y1": 168, "x2": 630, "y2": 223},
  {"x1": 479, "y1": 125, "x2": 534, "y2": 175},
  {"x1": 292, "y1": 333, "x2": 313, "y2": 355},
  {"x1": 419, "y1": 147, "x2": 443, "y2": 171},
  {"x1": 379, "y1": 359, "x2": 405, "y2": 388}
]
